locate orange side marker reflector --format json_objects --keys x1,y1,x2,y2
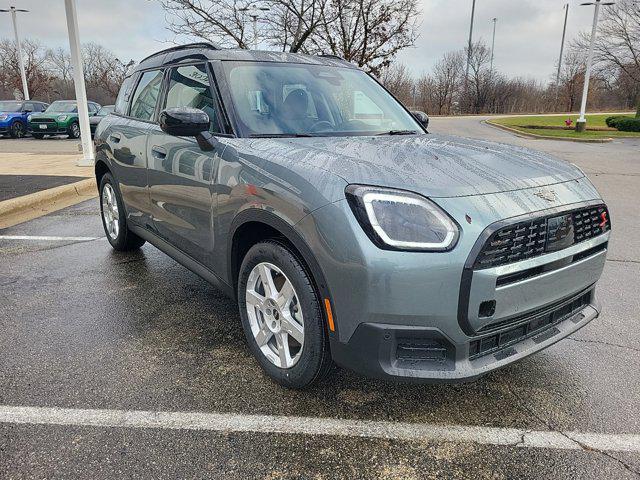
[{"x1": 324, "y1": 298, "x2": 335, "y2": 332}]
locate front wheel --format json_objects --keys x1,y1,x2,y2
[
  {"x1": 99, "y1": 173, "x2": 146, "y2": 251},
  {"x1": 238, "y1": 241, "x2": 333, "y2": 389},
  {"x1": 68, "y1": 122, "x2": 80, "y2": 139},
  {"x1": 10, "y1": 121, "x2": 26, "y2": 138}
]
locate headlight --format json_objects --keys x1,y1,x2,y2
[
  {"x1": 0, "y1": 115, "x2": 7, "y2": 121},
  {"x1": 57, "y1": 115, "x2": 68, "y2": 121},
  {"x1": 345, "y1": 185, "x2": 460, "y2": 251},
  {"x1": 27, "y1": 114, "x2": 32, "y2": 122}
]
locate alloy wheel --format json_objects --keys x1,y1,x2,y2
[
  {"x1": 101, "y1": 183, "x2": 120, "y2": 240},
  {"x1": 11, "y1": 122, "x2": 25, "y2": 138},
  {"x1": 245, "y1": 262, "x2": 304, "y2": 369},
  {"x1": 71, "y1": 123, "x2": 80, "y2": 138}
]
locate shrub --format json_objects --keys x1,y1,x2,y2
[
  {"x1": 605, "y1": 115, "x2": 627, "y2": 128},
  {"x1": 616, "y1": 117, "x2": 640, "y2": 132}
]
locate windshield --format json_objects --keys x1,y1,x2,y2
[
  {"x1": 97, "y1": 105, "x2": 114, "y2": 116},
  {"x1": 46, "y1": 101, "x2": 78, "y2": 113},
  {"x1": 0, "y1": 101, "x2": 23, "y2": 112},
  {"x1": 222, "y1": 62, "x2": 422, "y2": 137}
]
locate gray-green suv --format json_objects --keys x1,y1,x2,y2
[{"x1": 94, "y1": 43, "x2": 611, "y2": 388}]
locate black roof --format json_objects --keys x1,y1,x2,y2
[{"x1": 134, "y1": 43, "x2": 356, "y2": 72}]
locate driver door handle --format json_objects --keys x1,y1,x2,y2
[{"x1": 151, "y1": 146, "x2": 167, "y2": 159}]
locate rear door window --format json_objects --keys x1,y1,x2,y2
[
  {"x1": 129, "y1": 70, "x2": 164, "y2": 121},
  {"x1": 115, "y1": 76, "x2": 135, "y2": 114}
]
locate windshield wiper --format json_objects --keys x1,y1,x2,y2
[
  {"x1": 376, "y1": 130, "x2": 419, "y2": 136},
  {"x1": 248, "y1": 133, "x2": 315, "y2": 138}
]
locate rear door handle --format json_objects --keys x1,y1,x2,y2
[
  {"x1": 151, "y1": 146, "x2": 167, "y2": 159},
  {"x1": 109, "y1": 133, "x2": 121, "y2": 143}
]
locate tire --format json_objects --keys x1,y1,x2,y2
[
  {"x1": 68, "y1": 121, "x2": 80, "y2": 139},
  {"x1": 32, "y1": 133, "x2": 45, "y2": 139},
  {"x1": 99, "y1": 172, "x2": 146, "y2": 251},
  {"x1": 238, "y1": 240, "x2": 332, "y2": 389},
  {"x1": 9, "y1": 121, "x2": 26, "y2": 138}
]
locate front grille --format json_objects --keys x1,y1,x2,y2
[
  {"x1": 469, "y1": 289, "x2": 592, "y2": 359},
  {"x1": 474, "y1": 204, "x2": 609, "y2": 269}
]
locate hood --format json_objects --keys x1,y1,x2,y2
[
  {"x1": 31, "y1": 113, "x2": 77, "y2": 120},
  {"x1": 89, "y1": 115, "x2": 104, "y2": 125},
  {"x1": 0, "y1": 112, "x2": 22, "y2": 118},
  {"x1": 240, "y1": 133, "x2": 584, "y2": 198}
]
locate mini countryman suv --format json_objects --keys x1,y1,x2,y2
[
  {"x1": 0, "y1": 100, "x2": 48, "y2": 138},
  {"x1": 29, "y1": 100, "x2": 101, "y2": 139},
  {"x1": 94, "y1": 44, "x2": 610, "y2": 388}
]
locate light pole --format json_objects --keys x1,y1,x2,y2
[
  {"x1": 555, "y1": 3, "x2": 569, "y2": 101},
  {"x1": 64, "y1": 0, "x2": 94, "y2": 165},
  {"x1": 464, "y1": 0, "x2": 477, "y2": 85},
  {"x1": 576, "y1": 0, "x2": 615, "y2": 132},
  {"x1": 489, "y1": 17, "x2": 497, "y2": 74},
  {"x1": 239, "y1": 3, "x2": 271, "y2": 50},
  {"x1": 0, "y1": 6, "x2": 30, "y2": 100}
]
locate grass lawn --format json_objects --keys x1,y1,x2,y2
[{"x1": 490, "y1": 114, "x2": 640, "y2": 138}]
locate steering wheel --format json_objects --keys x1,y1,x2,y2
[{"x1": 310, "y1": 120, "x2": 334, "y2": 132}]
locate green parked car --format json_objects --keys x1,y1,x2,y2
[{"x1": 29, "y1": 100, "x2": 101, "y2": 139}]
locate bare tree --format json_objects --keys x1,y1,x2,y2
[
  {"x1": 462, "y1": 40, "x2": 492, "y2": 113},
  {"x1": 430, "y1": 50, "x2": 463, "y2": 114},
  {"x1": 266, "y1": 0, "x2": 330, "y2": 52},
  {"x1": 309, "y1": 0, "x2": 420, "y2": 75},
  {"x1": 159, "y1": 0, "x2": 253, "y2": 48},
  {"x1": 0, "y1": 38, "x2": 51, "y2": 99},
  {"x1": 379, "y1": 63, "x2": 414, "y2": 107}
]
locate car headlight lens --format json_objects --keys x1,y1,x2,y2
[
  {"x1": 0, "y1": 115, "x2": 7, "y2": 121},
  {"x1": 345, "y1": 185, "x2": 460, "y2": 251},
  {"x1": 57, "y1": 115, "x2": 68, "y2": 121},
  {"x1": 27, "y1": 114, "x2": 32, "y2": 122}
]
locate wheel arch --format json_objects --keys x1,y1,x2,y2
[{"x1": 228, "y1": 209, "x2": 334, "y2": 331}]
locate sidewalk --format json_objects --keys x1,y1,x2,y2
[{"x1": 0, "y1": 153, "x2": 97, "y2": 229}]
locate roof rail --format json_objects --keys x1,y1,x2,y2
[
  {"x1": 319, "y1": 54, "x2": 344, "y2": 61},
  {"x1": 139, "y1": 42, "x2": 221, "y2": 64}
]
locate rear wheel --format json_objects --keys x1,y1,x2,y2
[
  {"x1": 32, "y1": 133, "x2": 45, "y2": 139},
  {"x1": 10, "y1": 121, "x2": 26, "y2": 138},
  {"x1": 238, "y1": 241, "x2": 332, "y2": 389},
  {"x1": 99, "y1": 172, "x2": 146, "y2": 251},
  {"x1": 68, "y1": 122, "x2": 80, "y2": 139}
]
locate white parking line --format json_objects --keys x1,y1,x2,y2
[
  {"x1": 0, "y1": 235, "x2": 100, "y2": 242},
  {"x1": 1, "y1": 405, "x2": 639, "y2": 453}
]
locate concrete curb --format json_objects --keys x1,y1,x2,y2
[
  {"x1": 484, "y1": 120, "x2": 614, "y2": 143},
  {"x1": 0, "y1": 178, "x2": 97, "y2": 229}
]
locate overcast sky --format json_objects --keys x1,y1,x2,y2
[{"x1": 2, "y1": 0, "x2": 598, "y2": 84}]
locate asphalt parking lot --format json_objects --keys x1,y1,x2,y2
[{"x1": 1, "y1": 120, "x2": 639, "y2": 479}]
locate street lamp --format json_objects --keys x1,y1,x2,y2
[
  {"x1": 239, "y1": 3, "x2": 271, "y2": 50},
  {"x1": 489, "y1": 17, "x2": 497, "y2": 74},
  {"x1": 576, "y1": 0, "x2": 615, "y2": 132},
  {"x1": 555, "y1": 3, "x2": 569, "y2": 101},
  {"x1": 464, "y1": 0, "x2": 477, "y2": 85},
  {"x1": 0, "y1": 6, "x2": 30, "y2": 100}
]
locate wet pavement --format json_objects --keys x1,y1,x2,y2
[{"x1": 1, "y1": 121, "x2": 639, "y2": 479}]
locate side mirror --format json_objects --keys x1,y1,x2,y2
[
  {"x1": 411, "y1": 111, "x2": 429, "y2": 130},
  {"x1": 159, "y1": 107, "x2": 209, "y2": 137}
]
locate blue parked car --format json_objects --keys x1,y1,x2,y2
[{"x1": 0, "y1": 100, "x2": 49, "y2": 138}]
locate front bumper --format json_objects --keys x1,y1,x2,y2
[
  {"x1": 330, "y1": 290, "x2": 600, "y2": 382},
  {"x1": 299, "y1": 177, "x2": 608, "y2": 382},
  {"x1": 0, "y1": 120, "x2": 11, "y2": 133},
  {"x1": 28, "y1": 122, "x2": 67, "y2": 134}
]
